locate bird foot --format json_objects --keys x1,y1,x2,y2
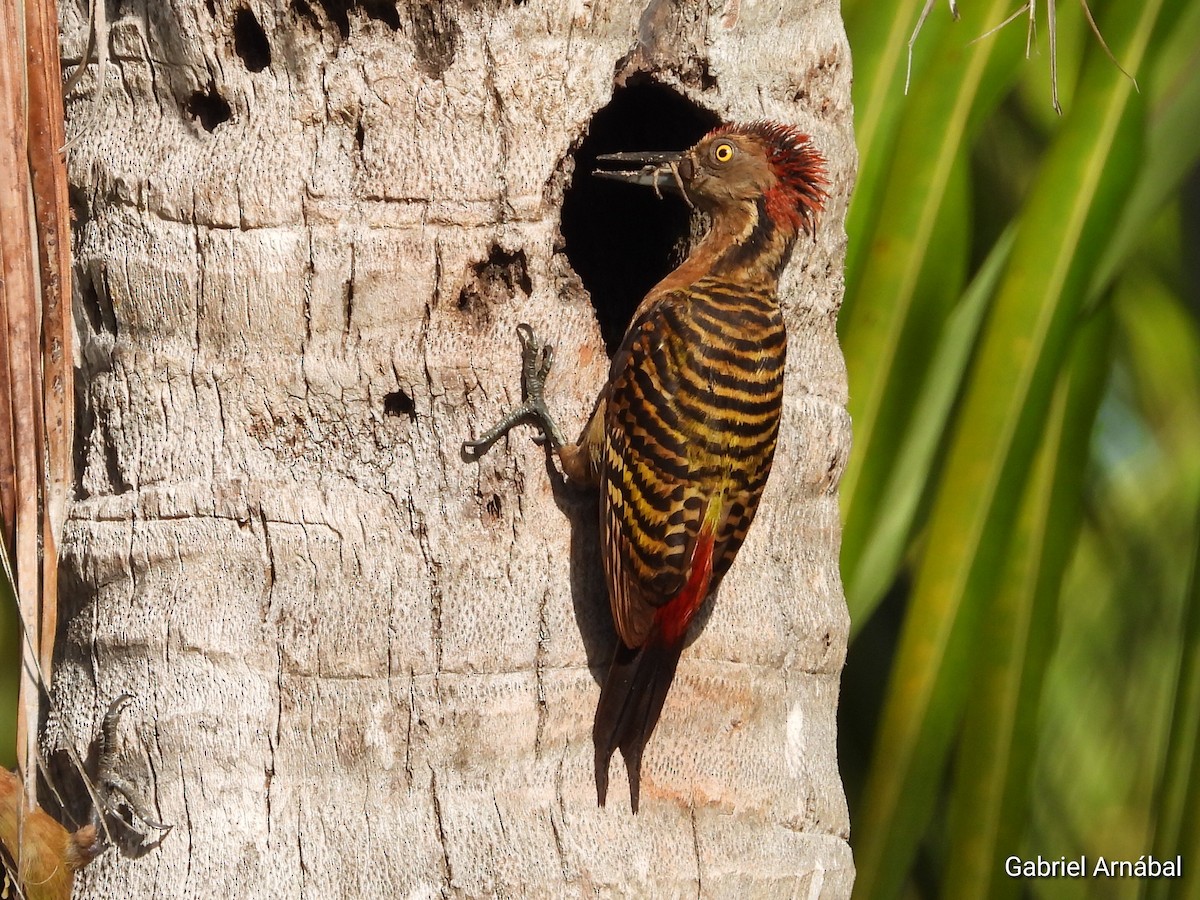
[
  {"x1": 463, "y1": 324, "x2": 567, "y2": 459},
  {"x1": 89, "y1": 694, "x2": 173, "y2": 858}
]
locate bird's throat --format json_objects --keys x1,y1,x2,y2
[{"x1": 650, "y1": 198, "x2": 797, "y2": 300}]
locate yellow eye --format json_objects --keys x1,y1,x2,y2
[{"x1": 713, "y1": 141, "x2": 735, "y2": 163}]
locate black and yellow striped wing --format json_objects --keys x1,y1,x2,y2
[{"x1": 601, "y1": 279, "x2": 786, "y2": 648}]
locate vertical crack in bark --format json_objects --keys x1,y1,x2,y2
[
  {"x1": 142, "y1": 716, "x2": 168, "y2": 834},
  {"x1": 297, "y1": 794, "x2": 307, "y2": 897},
  {"x1": 212, "y1": 371, "x2": 227, "y2": 457},
  {"x1": 345, "y1": 237, "x2": 357, "y2": 336},
  {"x1": 492, "y1": 793, "x2": 506, "y2": 842},
  {"x1": 264, "y1": 739, "x2": 276, "y2": 837},
  {"x1": 403, "y1": 669, "x2": 416, "y2": 788},
  {"x1": 192, "y1": 221, "x2": 205, "y2": 354},
  {"x1": 429, "y1": 769, "x2": 453, "y2": 887},
  {"x1": 119, "y1": 517, "x2": 139, "y2": 715},
  {"x1": 409, "y1": 498, "x2": 443, "y2": 678},
  {"x1": 481, "y1": 34, "x2": 508, "y2": 220},
  {"x1": 98, "y1": 325, "x2": 132, "y2": 495},
  {"x1": 548, "y1": 808, "x2": 569, "y2": 884},
  {"x1": 362, "y1": 803, "x2": 374, "y2": 888},
  {"x1": 260, "y1": 509, "x2": 278, "y2": 620},
  {"x1": 267, "y1": 644, "x2": 283, "y2": 838},
  {"x1": 690, "y1": 804, "x2": 703, "y2": 899},
  {"x1": 178, "y1": 759, "x2": 195, "y2": 890},
  {"x1": 533, "y1": 586, "x2": 550, "y2": 753},
  {"x1": 417, "y1": 287, "x2": 450, "y2": 489},
  {"x1": 119, "y1": 365, "x2": 137, "y2": 490},
  {"x1": 302, "y1": 228, "x2": 316, "y2": 348},
  {"x1": 431, "y1": 237, "x2": 444, "y2": 308},
  {"x1": 550, "y1": 742, "x2": 571, "y2": 882}
]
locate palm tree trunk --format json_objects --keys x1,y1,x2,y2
[{"x1": 57, "y1": 0, "x2": 855, "y2": 894}]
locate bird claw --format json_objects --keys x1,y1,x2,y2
[
  {"x1": 462, "y1": 324, "x2": 567, "y2": 460},
  {"x1": 517, "y1": 323, "x2": 556, "y2": 387}
]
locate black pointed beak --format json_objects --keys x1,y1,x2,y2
[{"x1": 593, "y1": 150, "x2": 688, "y2": 190}]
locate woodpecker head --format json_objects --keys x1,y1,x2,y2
[{"x1": 595, "y1": 120, "x2": 828, "y2": 238}]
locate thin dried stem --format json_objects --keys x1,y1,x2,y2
[
  {"x1": 1079, "y1": 0, "x2": 1138, "y2": 93},
  {"x1": 906, "y1": 0, "x2": 939, "y2": 95},
  {"x1": 1048, "y1": 0, "x2": 1060, "y2": 114},
  {"x1": 62, "y1": 0, "x2": 109, "y2": 150},
  {"x1": 907, "y1": 1, "x2": 963, "y2": 95},
  {"x1": 915, "y1": 0, "x2": 1139, "y2": 114},
  {"x1": 969, "y1": 3, "x2": 1032, "y2": 47}
]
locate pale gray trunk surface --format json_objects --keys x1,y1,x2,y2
[{"x1": 55, "y1": 0, "x2": 855, "y2": 896}]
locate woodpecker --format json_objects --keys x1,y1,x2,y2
[{"x1": 463, "y1": 120, "x2": 827, "y2": 811}]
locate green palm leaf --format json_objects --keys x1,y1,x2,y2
[{"x1": 850, "y1": 3, "x2": 1170, "y2": 897}]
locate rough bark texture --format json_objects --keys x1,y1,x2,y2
[{"x1": 55, "y1": 0, "x2": 855, "y2": 896}]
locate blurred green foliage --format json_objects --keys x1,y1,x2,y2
[{"x1": 838, "y1": 0, "x2": 1200, "y2": 898}]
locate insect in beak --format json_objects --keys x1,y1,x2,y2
[{"x1": 593, "y1": 150, "x2": 695, "y2": 208}]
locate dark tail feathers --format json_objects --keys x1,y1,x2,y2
[{"x1": 593, "y1": 635, "x2": 683, "y2": 813}]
